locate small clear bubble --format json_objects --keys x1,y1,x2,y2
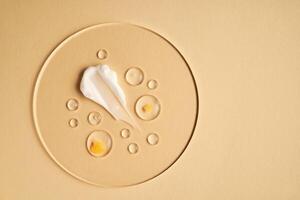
[
  {"x1": 125, "y1": 67, "x2": 144, "y2": 86},
  {"x1": 66, "y1": 98, "x2": 79, "y2": 111},
  {"x1": 128, "y1": 143, "x2": 139, "y2": 154},
  {"x1": 147, "y1": 133, "x2": 159, "y2": 145},
  {"x1": 120, "y1": 128, "x2": 130, "y2": 138},
  {"x1": 147, "y1": 79, "x2": 158, "y2": 90},
  {"x1": 68, "y1": 118, "x2": 78, "y2": 128},
  {"x1": 88, "y1": 111, "x2": 102, "y2": 126},
  {"x1": 97, "y1": 49, "x2": 108, "y2": 60}
]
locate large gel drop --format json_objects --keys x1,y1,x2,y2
[{"x1": 125, "y1": 67, "x2": 144, "y2": 86}]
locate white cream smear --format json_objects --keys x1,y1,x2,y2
[{"x1": 80, "y1": 64, "x2": 139, "y2": 129}]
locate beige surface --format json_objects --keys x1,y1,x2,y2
[{"x1": 0, "y1": 0, "x2": 300, "y2": 199}]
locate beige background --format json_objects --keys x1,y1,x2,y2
[{"x1": 0, "y1": 0, "x2": 299, "y2": 199}]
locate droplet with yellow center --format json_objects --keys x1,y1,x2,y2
[
  {"x1": 135, "y1": 95, "x2": 161, "y2": 121},
  {"x1": 86, "y1": 130, "x2": 112, "y2": 157}
]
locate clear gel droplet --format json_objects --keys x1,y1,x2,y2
[
  {"x1": 120, "y1": 128, "x2": 130, "y2": 138},
  {"x1": 147, "y1": 133, "x2": 159, "y2": 145},
  {"x1": 66, "y1": 98, "x2": 79, "y2": 111},
  {"x1": 128, "y1": 143, "x2": 139, "y2": 154},
  {"x1": 88, "y1": 111, "x2": 102, "y2": 126},
  {"x1": 68, "y1": 118, "x2": 78, "y2": 128},
  {"x1": 97, "y1": 49, "x2": 107, "y2": 60},
  {"x1": 147, "y1": 79, "x2": 158, "y2": 89},
  {"x1": 125, "y1": 67, "x2": 144, "y2": 86}
]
